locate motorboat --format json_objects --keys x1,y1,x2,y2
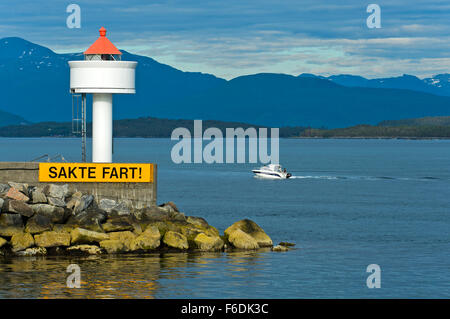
[{"x1": 252, "y1": 164, "x2": 292, "y2": 179}]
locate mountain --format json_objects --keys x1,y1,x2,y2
[
  {"x1": 0, "y1": 37, "x2": 449, "y2": 128},
  {"x1": 379, "y1": 116, "x2": 450, "y2": 127},
  {"x1": 308, "y1": 73, "x2": 450, "y2": 96},
  {"x1": 0, "y1": 108, "x2": 29, "y2": 126},
  {"x1": 0, "y1": 117, "x2": 305, "y2": 138},
  {"x1": 0, "y1": 37, "x2": 225, "y2": 123},
  {"x1": 154, "y1": 73, "x2": 450, "y2": 127}
]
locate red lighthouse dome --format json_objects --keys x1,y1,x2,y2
[{"x1": 84, "y1": 27, "x2": 122, "y2": 57}]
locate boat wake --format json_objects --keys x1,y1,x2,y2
[{"x1": 289, "y1": 175, "x2": 442, "y2": 181}]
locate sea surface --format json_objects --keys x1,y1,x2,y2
[{"x1": 0, "y1": 137, "x2": 449, "y2": 298}]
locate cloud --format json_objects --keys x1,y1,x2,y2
[{"x1": 0, "y1": 0, "x2": 449, "y2": 79}]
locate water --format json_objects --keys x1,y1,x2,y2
[{"x1": 0, "y1": 138, "x2": 449, "y2": 298}]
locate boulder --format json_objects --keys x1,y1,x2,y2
[
  {"x1": 159, "y1": 201, "x2": 180, "y2": 213},
  {"x1": 194, "y1": 233, "x2": 224, "y2": 251},
  {"x1": 5, "y1": 188, "x2": 29, "y2": 202},
  {"x1": 279, "y1": 242, "x2": 295, "y2": 247},
  {"x1": 102, "y1": 216, "x2": 134, "y2": 232},
  {"x1": 0, "y1": 183, "x2": 10, "y2": 194},
  {"x1": 68, "y1": 194, "x2": 94, "y2": 213},
  {"x1": 0, "y1": 237, "x2": 7, "y2": 248},
  {"x1": 30, "y1": 188, "x2": 47, "y2": 204},
  {"x1": 11, "y1": 232, "x2": 35, "y2": 252},
  {"x1": 47, "y1": 197, "x2": 66, "y2": 207},
  {"x1": 99, "y1": 240, "x2": 128, "y2": 254},
  {"x1": 109, "y1": 231, "x2": 136, "y2": 242},
  {"x1": 3, "y1": 199, "x2": 34, "y2": 217},
  {"x1": 0, "y1": 213, "x2": 24, "y2": 237},
  {"x1": 71, "y1": 227, "x2": 109, "y2": 244},
  {"x1": 25, "y1": 214, "x2": 53, "y2": 234},
  {"x1": 272, "y1": 245, "x2": 289, "y2": 252},
  {"x1": 130, "y1": 226, "x2": 161, "y2": 251},
  {"x1": 98, "y1": 198, "x2": 117, "y2": 213},
  {"x1": 8, "y1": 182, "x2": 29, "y2": 194},
  {"x1": 186, "y1": 216, "x2": 210, "y2": 228},
  {"x1": 111, "y1": 201, "x2": 131, "y2": 216},
  {"x1": 15, "y1": 247, "x2": 47, "y2": 257},
  {"x1": 0, "y1": 198, "x2": 3, "y2": 213},
  {"x1": 31, "y1": 204, "x2": 68, "y2": 223},
  {"x1": 226, "y1": 229, "x2": 259, "y2": 250},
  {"x1": 163, "y1": 231, "x2": 189, "y2": 250},
  {"x1": 67, "y1": 245, "x2": 103, "y2": 255},
  {"x1": 44, "y1": 184, "x2": 69, "y2": 200},
  {"x1": 224, "y1": 219, "x2": 273, "y2": 248},
  {"x1": 65, "y1": 207, "x2": 106, "y2": 232},
  {"x1": 34, "y1": 231, "x2": 71, "y2": 248}
]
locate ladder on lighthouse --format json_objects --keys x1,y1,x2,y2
[{"x1": 72, "y1": 93, "x2": 87, "y2": 162}]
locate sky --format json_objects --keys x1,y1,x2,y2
[{"x1": 0, "y1": 0, "x2": 449, "y2": 80}]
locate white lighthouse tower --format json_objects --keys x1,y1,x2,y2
[{"x1": 69, "y1": 27, "x2": 137, "y2": 163}]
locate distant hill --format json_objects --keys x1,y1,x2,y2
[
  {"x1": 0, "y1": 37, "x2": 449, "y2": 128},
  {"x1": 0, "y1": 108, "x2": 28, "y2": 126},
  {"x1": 0, "y1": 117, "x2": 305, "y2": 138},
  {"x1": 304, "y1": 73, "x2": 450, "y2": 97},
  {"x1": 0, "y1": 116, "x2": 449, "y2": 139},
  {"x1": 379, "y1": 116, "x2": 450, "y2": 127}
]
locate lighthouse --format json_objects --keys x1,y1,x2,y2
[{"x1": 68, "y1": 27, "x2": 137, "y2": 163}]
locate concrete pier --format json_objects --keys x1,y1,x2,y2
[{"x1": 0, "y1": 162, "x2": 157, "y2": 208}]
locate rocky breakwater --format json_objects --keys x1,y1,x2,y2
[{"x1": 0, "y1": 182, "x2": 287, "y2": 256}]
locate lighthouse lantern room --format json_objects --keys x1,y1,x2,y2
[{"x1": 69, "y1": 27, "x2": 137, "y2": 163}]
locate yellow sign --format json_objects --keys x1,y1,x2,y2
[{"x1": 39, "y1": 163, "x2": 154, "y2": 183}]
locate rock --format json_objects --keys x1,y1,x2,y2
[
  {"x1": 109, "y1": 231, "x2": 136, "y2": 242},
  {"x1": 186, "y1": 216, "x2": 210, "y2": 228},
  {"x1": 71, "y1": 228, "x2": 109, "y2": 244},
  {"x1": 0, "y1": 213, "x2": 24, "y2": 237},
  {"x1": 0, "y1": 183, "x2": 10, "y2": 194},
  {"x1": 224, "y1": 219, "x2": 273, "y2": 248},
  {"x1": 8, "y1": 182, "x2": 28, "y2": 194},
  {"x1": 44, "y1": 184, "x2": 69, "y2": 200},
  {"x1": 272, "y1": 245, "x2": 289, "y2": 252},
  {"x1": 0, "y1": 198, "x2": 3, "y2": 213},
  {"x1": 99, "y1": 240, "x2": 127, "y2": 254},
  {"x1": 226, "y1": 229, "x2": 259, "y2": 250},
  {"x1": 11, "y1": 232, "x2": 35, "y2": 252},
  {"x1": 279, "y1": 242, "x2": 295, "y2": 247},
  {"x1": 31, "y1": 204, "x2": 68, "y2": 223},
  {"x1": 110, "y1": 202, "x2": 131, "y2": 216},
  {"x1": 163, "y1": 231, "x2": 189, "y2": 250},
  {"x1": 159, "y1": 201, "x2": 180, "y2": 213},
  {"x1": 69, "y1": 194, "x2": 94, "y2": 213},
  {"x1": 15, "y1": 247, "x2": 47, "y2": 256},
  {"x1": 47, "y1": 197, "x2": 66, "y2": 207},
  {"x1": 25, "y1": 214, "x2": 53, "y2": 234},
  {"x1": 66, "y1": 191, "x2": 82, "y2": 210},
  {"x1": 130, "y1": 226, "x2": 161, "y2": 251},
  {"x1": 5, "y1": 187, "x2": 29, "y2": 202},
  {"x1": 31, "y1": 188, "x2": 47, "y2": 204},
  {"x1": 133, "y1": 206, "x2": 172, "y2": 223},
  {"x1": 102, "y1": 216, "x2": 134, "y2": 232},
  {"x1": 194, "y1": 233, "x2": 224, "y2": 251},
  {"x1": 3, "y1": 199, "x2": 34, "y2": 217},
  {"x1": 67, "y1": 245, "x2": 102, "y2": 255},
  {"x1": 34, "y1": 231, "x2": 71, "y2": 248},
  {"x1": 0, "y1": 237, "x2": 7, "y2": 248},
  {"x1": 98, "y1": 198, "x2": 117, "y2": 213},
  {"x1": 65, "y1": 207, "x2": 106, "y2": 232}
]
